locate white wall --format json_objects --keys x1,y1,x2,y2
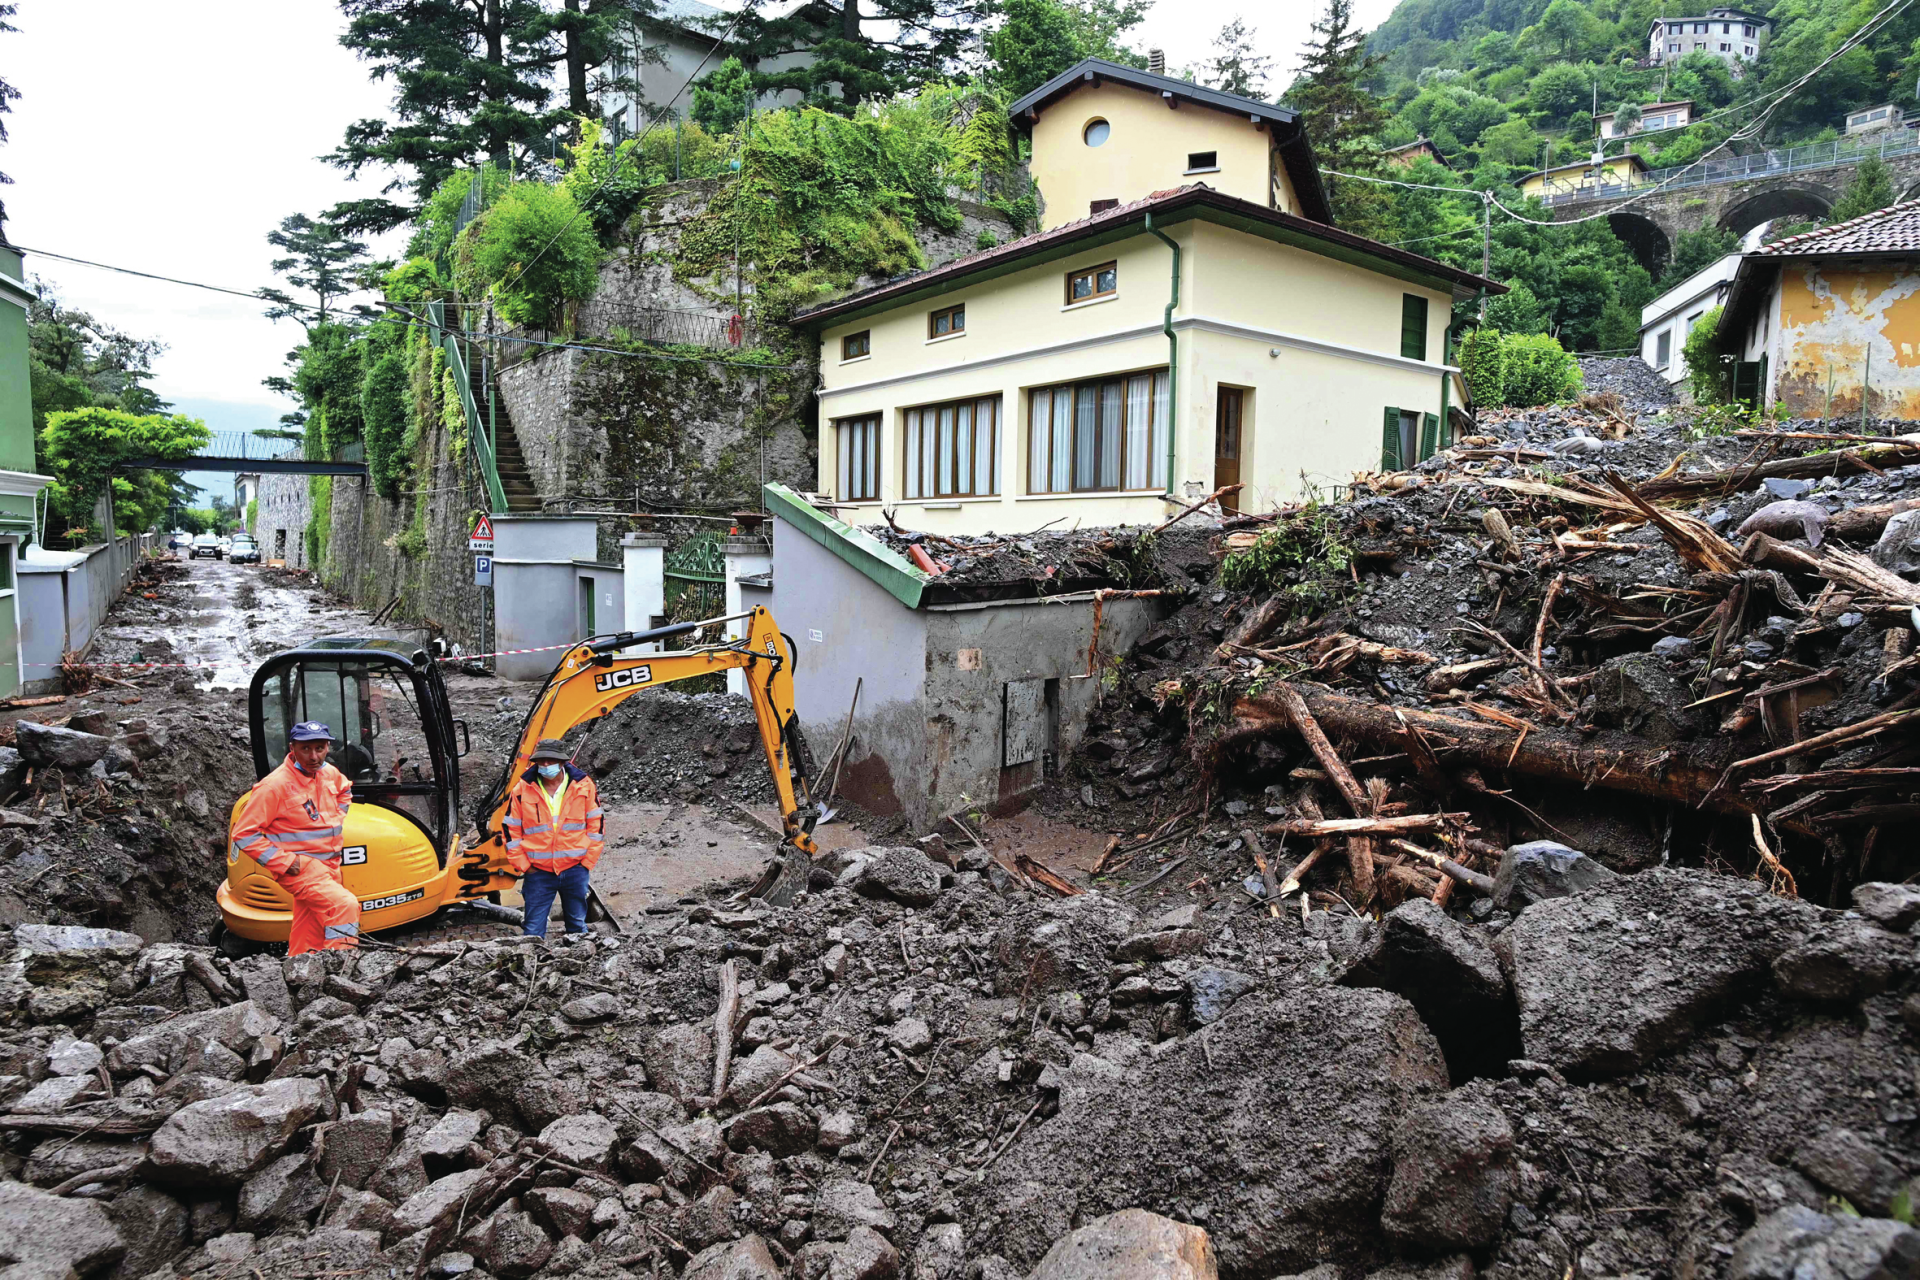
[{"x1": 1639, "y1": 253, "x2": 1741, "y2": 386}]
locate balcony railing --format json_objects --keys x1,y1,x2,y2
[{"x1": 1537, "y1": 130, "x2": 1920, "y2": 207}]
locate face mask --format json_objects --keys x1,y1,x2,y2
[{"x1": 538, "y1": 763, "x2": 562, "y2": 780}]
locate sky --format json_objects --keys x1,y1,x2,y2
[{"x1": 4, "y1": 0, "x2": 1396, "y2": 441}]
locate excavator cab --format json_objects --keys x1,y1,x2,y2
[{"x1": 218, "y1": 637, "x2": 496, "y2": 944}]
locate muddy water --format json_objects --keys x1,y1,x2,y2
[{"x1": 90, "y1": 555, "x2": 382, "y2": 689}]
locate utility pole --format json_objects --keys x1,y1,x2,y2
[{"x1": 1480, "y1": 191, "x2": 1493, "y2": 321}]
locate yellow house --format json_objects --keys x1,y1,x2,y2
[
  {"x1": 1518, "y1": 153, "x2": 1649, "y2": 202},
  {"x1": 789, "y1": 62, "x2": 1502, "y2": 535},
  {"x1": 1010, "y1": 57, "x2": 1329, "y2": 229},
  {"x1": 1719, "y1": 199, "x2": 1920, "y2": 417}
]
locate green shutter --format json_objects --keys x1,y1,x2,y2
[
  {"x1": 1420, "y1": 412, "x2": 1439, "y2": 461},
  {"x1": 1382, "y1": 406, "x2": 1402, "y2": 472},
  {"x1": 1401, "y1": 295, "x2": 1428, "y2": 361}
]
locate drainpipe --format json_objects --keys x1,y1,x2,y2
[{"x1": 1144, "y1": 211, "x2": 1181, "y2": 498}]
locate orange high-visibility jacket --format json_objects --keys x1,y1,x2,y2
[
  {"x1": 502, "y1": 764, "x2": 605, "y2": 874},
  {"x1": 232, "y1": 755, "x2": 354, "y2": 875}
]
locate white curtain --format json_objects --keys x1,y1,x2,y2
[
  {"x1": 1050, "y1": 390, "x2": 1071, "y2": 493},
  {"x1": 1125, "y1": 375, "x2": 1151, "y2": 489},
  {"x1": 903, "y1": 409, "x2": 923, "y2": 499},
  {"x1": 1099, "y1": 380, "x2": 1123, "y2": 489},
  {"x1": 975, "y1": 398, "x2": 997, "y2": 497},
  {"x1": 1151, "y1": 372, "x2": 1171, "y2": 490}
]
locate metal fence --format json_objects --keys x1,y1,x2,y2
[
  {"x1": 589, "y1": 302, "x2": 760, "y2": 350},
  {"x1": 1540, "y1": 129, "x2": 1920, "y2": 207}
]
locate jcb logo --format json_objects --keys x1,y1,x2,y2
[
  {"x1": 594, "y1": 666, "x2": 652, "y2": 692},
  {"x1": 341, "y1": 846, "x2": 368, "y2": 866}
]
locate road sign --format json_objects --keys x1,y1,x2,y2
[
  {"x1": 467, "y1": 515, "x2": 495, "y2": 553},
  {"x1": 474, "y1": 555, "x2": 493, "y2": 587}
]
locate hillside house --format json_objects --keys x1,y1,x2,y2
[
  {"x1": 788, "y1": 60, "x2": 1500, "y2": 535},
  {"x1": 600, "y1": 0, "x2": 815, "y2": 129},
  {"x1": 1648, "y1": 7, "x2": 1768, "y2": 68},
  {"x1": 1597, "y1": 100, "x2": 1694, "y2": 139},
  {"x1": 1719, "y1": 200, "x2": 1920, "y2": 416},
  {"x1": 1640, "y1": 252, "x2": 1741, "y2": 391},
  {"x1": 1518, "y1": 153, "x2": 1648, "y2": 203},
  {"x1": 1385, "y1": 138, "x2": 1450, "y2": 169}
]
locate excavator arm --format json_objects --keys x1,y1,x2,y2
[{"x1": 454, "y1": 607, "x2": 818, "y2": 897}]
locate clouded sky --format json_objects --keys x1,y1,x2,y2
[{"x1": 6, "y1": 0, "x2": 1397, "y2": 434}]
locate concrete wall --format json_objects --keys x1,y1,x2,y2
[
  {"x1": 255, "y1": 465, "x2": 312, "y2": 567},
  {"x1": 769, "y1": 509, "x2": 1167, "y2": 828},
  {"x1": 814, "y1": 217, "x2": 1455, "y2": 533},
  {"x1": 1741, "y1": 262, "x2": 1920, "y2": 417},
  {"x1": 18, "y1": 532, "x2": 158, "y2": 694},
  {"x1": 1640, "y1": 253, "x2": 1740, "y2": 387},
  {"x1": 1026, "y1": 79, "x2": 1287, "y2": 228},
  {"x1": 492, "y1": 518, "x2": 602, "y2": 680}
]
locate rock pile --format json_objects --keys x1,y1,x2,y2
[{"x1": 0, "y1": 846, "x2": 1911, "y2": 1280}]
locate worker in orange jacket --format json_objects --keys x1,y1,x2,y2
[
  {"x1": 503, "y1": 738, "x2": 605, "y2": 937},
  {"x1": 230, "y1": 721, "x2": 360, "y2": 955}
]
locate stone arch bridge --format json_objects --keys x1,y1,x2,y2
[{"x1": 1541, "y1": 136, "x2": 1920, "y2": 275}]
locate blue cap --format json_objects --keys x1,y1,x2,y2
[{"x1": 289, "y1": 721, "x2": 335, "y2": 742}]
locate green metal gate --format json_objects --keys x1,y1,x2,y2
[{"x1": 663, "y1": 532, "x2": 725, "y2": 643}]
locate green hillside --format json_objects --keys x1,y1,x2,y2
[{"x1": 1276, "y1": 0, "x2": 1920, "y2": 354}]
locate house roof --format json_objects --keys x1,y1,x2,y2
[
  {"x1": 1005, "y1": 58, "x2": 1332, "y2": 224},
  {"x1": 1651, "y1": 7, "x2": 1767, "y2": 29},
  {"x1": 788, "y1": 183, "x2": 1504, "y2": 332},
  {"x1": 1519, "y1": 152, "x2": 1650, "y2": 183},
  {"x1": 1716, "y1": 200, "x2": 1920, "y2": 344}
]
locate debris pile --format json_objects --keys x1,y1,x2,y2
[{"x1": 0, "y1": 842, "x2": 1911, "y2": 1280}]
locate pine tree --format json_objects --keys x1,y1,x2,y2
[
  {"x1": 724, "y1": 0, "x2": 990, "y2": 112},
  {"x1": 1286, "y1": 0, "x2": 1395, "y2": 241},
  {"x1": 257, "y1": 215, "x2": 373, "y2": 336},
  {"x1": 1202, "y1": 18, "x2": 1273, "y2": 99},
  {"x1": 0, "y1": 4, "x2": 16, "y2": 225},
  {"x1": 1828, "y1": 156, "x2": 1896, "y2": 224},
  {"x1": 989, "y1": 0, "x2": 1082, "y2": 99}
]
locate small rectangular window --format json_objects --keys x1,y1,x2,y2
[
  {"x1": 1656, "y1": 330, "x2": 1673, "y2": 369},
  {"x1": 1744, "y1": 23, "x2": 1754, "y2": 35},
  {"x1": 1720, "y1": 42, "x2": 1730, "y2": 51},
  {"x1": 1401, "y1": 294, "x2": 1429, "y2": 362},
  {"x1": 1089, "y1": 199, "x2": 1120, "y2": 215},
  {"x1": 841, "y1": 330, "x2": 870, "y2": 360},
  {"x1": 929, "y1": 304, "x2": 966, "y2": 338},
  {"x1": 1185, "y1": 151, "x2": 1218, "y2": 172},
  {"x1": 835, "y1": 414, "x2": 881, "y2": 502},
  {"x1": 1066, "y1": 261, "x2": 1118, "y2": 304},
  {"x1": 0, "y1": 543, "x2": 13, "y2": 591}
]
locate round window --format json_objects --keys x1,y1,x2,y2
[{"x1": 1083, "y1": 118, "x2": 1111, "y2": 147}]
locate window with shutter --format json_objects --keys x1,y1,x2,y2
[
  {"x1": 1381, "y1": 406, "x2": 1403, "y2": 472},
  {"x1": 1401, "y1": 295, "x2": 1428, "y2": 362}
]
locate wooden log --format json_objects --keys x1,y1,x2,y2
[
  {"x1": 1831, "y1": 497, "x2": 1920, "y2": 542},
  {"x1": 1264, "y1": 683, "x2": 1374, "y2": 901},
  {"x1": 1015, "y1": 855, "x2": 1082, "y2": 897},
  {"x1": 1389, "y1": 839, "x2": 1497, "y2": 893},
  {"x1": 1265, "y1": 812, "x2": 1471, "y2": 838},
  {"x1": 1224, "y1": 685, "x2": 1741, "y2": 816},
  {"x1": 711, "y1": 959, "x2": 740, "y2": 1102}
]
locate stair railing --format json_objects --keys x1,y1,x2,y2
[{"x1": 429, "y1": 299, "x2": 509, "y2": 515}]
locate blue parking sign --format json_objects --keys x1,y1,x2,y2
[{"x1": 475, "y1": 555, "x2": 493, "y2": 587}]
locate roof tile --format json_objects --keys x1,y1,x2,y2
[{"x1": 1752, "y1": 198, "x2": 1920, "y2": 257}]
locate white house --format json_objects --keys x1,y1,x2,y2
[
  {"x1": 1639, "y1": 252, "x2": 1741, "y2": 390},
  {"x1": 1648, "y1": 7, "x2": 1768, "y2": 69},
  {"x1": 599, "y1": 0, "x2": 815, "y2": 129},
  {"x1": 1845, "y1": 104, "x2": 1906, "y2": 136},
  {"x1": 1597, "y1": 100, "x2": 1694, "y2": 140}
]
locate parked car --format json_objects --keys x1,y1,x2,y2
[
  {"x1": 228, "y1": 535, "x2": 261, "y2": 564},
  {"x1": 190, "y1": 534, "x2": 224, "y2": 560}
]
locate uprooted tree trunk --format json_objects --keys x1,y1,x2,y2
[{"x1": 1218, "y1": 684, "x2": 1748, "y2": 818}]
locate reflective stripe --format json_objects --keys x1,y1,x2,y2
[
  {"x1": 558, "y1": 821, "x2": 587, "y2": 832},
  {"x1": 324, "y1": 923, "x2": 360, "y2": 939},
  {"x1": 265, "y1": 826, "x2": 343, "y2": 843},
  {"x1": 585, "y1": 808, "x2": 605, "y2": 818},
  {"x1": 503, "y1": 815, "x2": 522, "y2": 828},
  {"x1": 235, "y1": 834, "x2": 267, "y2": 849},
  {"x1": 506, "y1": 839, "x2": 523, "y2": 850},
  {"x1": 522, "y1": 823, "x2": 552, "y2": 835},
  {"x1": 307, "y1": 851, "x2": 342, "y2": 864},
  {"x1": 528, "y1": 846, "x2": 591, "y2": 861}
]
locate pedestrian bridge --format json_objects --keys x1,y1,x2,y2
[
  {"x1": 1539, "y1": 133, "x2": 1920, "y2": 274},
  {"x1": 119, "y1": 432, "x2": 367, "y2": 477}
]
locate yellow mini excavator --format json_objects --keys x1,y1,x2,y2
[{"x1": 216, "y1": 607, "x2": 820, "y2": 948}]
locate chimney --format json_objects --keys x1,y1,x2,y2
[{"x1": 1148, "y1": 48, "x2": 1166, "y2": 74}]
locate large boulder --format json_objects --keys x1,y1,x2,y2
[
  {"x1": 993, "y1": 893, "x2": 1142, "y2": 1000},
  {"x1": 316, "y1": 1109, "x2": 395, "y2": 1190},
  {"x1": 1494, "y1": 868, "x2": 1816, "y2": 1079},
  {"x1": 851, "y1": 847, "x2": 943, "y2": 908},
  {"x1": 102, "y1": 1185, "x2": 189, "y2": 1280},
  {"x1": 1379, "y1": 1094, "x2": 1516, "y2": 1251},
  {"x1": 105, "y1": 1000, "x2": 270, "y2": 1077},
  {"x1": 1853, "y1": 881, "x2": 1920, "y2": 932},
  {"x1": 640, "y1": 1024, "x2": 714, "y2": 1103},
  {"x1": 1728, "y1": 1204, "x2": 1920, "y2": 1279},
  {"x1": 392, "y1": 1168, "x2": 491, "y2": 1238},
  {"x1": 537, "y1": 1113, "x2": 617, "y2": 1173},
  {"x1": 237, "y1": 1151, "x2": 327, "y2": 1233},
  {"x1": 13, "y1": 924, "x2": 143, "y2": 963},
  {"x1": 991, "y1": 987, "x2": 1448, "y2": 1275},
  {"x1": 14, "y1": 721, "x2": 111, "y2": 769},
  {"x1": 0, "y1": 1180, "x2": 126, "y2": 1279},
  {"x1": 1492, "y1": 842, "x2": 1617, "y2": 914},
  {"x1": 681, "y1": 1235, "x2": 782, "y2": 1280},
  {"x1": 1339, "y1": 898, "x2": 1518, "y2": 1082},
  {"x1": 1027, "y1": 1210, "x2": 1217, "y2": 1280},
  {"x1": 444, "y1": 1040, "x2": 539, "y2": 1127},
  {"x1": 147, "y1": 1075, "x2": 336, "y2": 1186},
  {"x1": 1773, "y1": 918, "x2": 1913, "y2": 1005},
  {"x1": 1873, "y1": 508, "x2": 1920, "y2": 575},
  {"x1": 1588, "y1": 654, "x2": 1701, "y2": 745}
]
